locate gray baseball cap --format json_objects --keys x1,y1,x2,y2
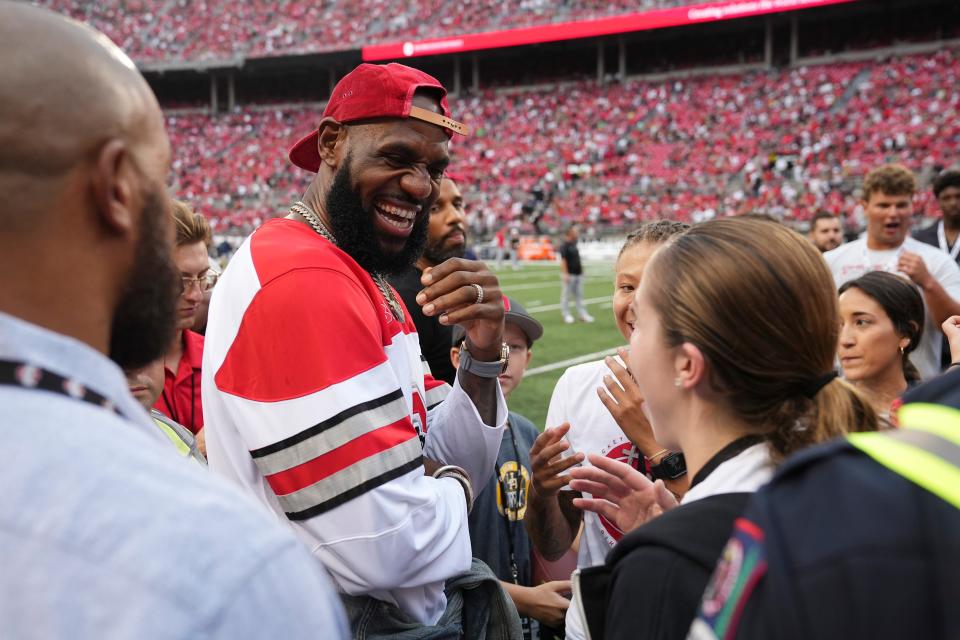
[{"x1": 452, "y1": 296, "x2": 543, "y2": 346}]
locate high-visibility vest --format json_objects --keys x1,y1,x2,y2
[
  {"x1": 151, "y1": 409, "x2": 206, "y2": 465},
  {"x1": 848, "y1": 402, "x2": 960, "y2": 509}
]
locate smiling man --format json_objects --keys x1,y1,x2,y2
[
  {"x1": 202, "y1": 63, "x2": 516, "y2": 633},
  {"x1": 391, "y1": 174, "x2": 468, "y2": 384},
  {"x1": 825, "y1": 163, "x2": 960, "y2": 379}
]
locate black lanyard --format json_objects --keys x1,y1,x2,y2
[
  {"x1": 497, "y1": 418, "x2": 535, "y2": 639},
  {"x1": 0, "y1": 359, "x2": 127, "y2": 420}
]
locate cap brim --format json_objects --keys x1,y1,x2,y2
[
  {"x1": 409, "y1": 105, "x2": 469, "y2": 136},
  {"x1": 289, "y1": 130, "x2": 321, "y2": 173},
  {"x1": 290, "y1": 106, "x2": 468, "y2": 173},
  {"x1": 452, "y1": 313, "x2": 542, "y2": 347},
  {"x1": 506, "y1": 312, "x2": 543, "y2": 343}
]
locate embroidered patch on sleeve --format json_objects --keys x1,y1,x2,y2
[{"x1": 687, "y1": 517, "x2": 767, "y2": 640}]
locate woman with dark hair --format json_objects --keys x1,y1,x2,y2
[
  {"x1": 838, "y1": 271, "x2": 924, "y2": 420},
  {"x1": 563, "y1": 217, "x2": 881, "y2": 640}
]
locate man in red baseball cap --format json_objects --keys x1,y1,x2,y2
[{"x1": 203, "y1": 63, "x2": 519, "y2": 635}]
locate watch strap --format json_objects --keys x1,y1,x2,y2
[{"x1": 459, "y1": 341, "x2": 508, "y2": 378}]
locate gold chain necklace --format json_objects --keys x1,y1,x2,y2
[{"x1": 290, "y1": 201, "x2": 406, "y2": 323}]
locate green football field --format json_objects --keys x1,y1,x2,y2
[{"x1": 489, "y1": 261, "x2": 624, "y2": 431}]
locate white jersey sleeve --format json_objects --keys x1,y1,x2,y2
[
  {"x1": 203, "y1": 234, "x2": 474, "y2": 625},
  {"x1": 423, "y1": 374, "x2": 506, "y2": 493}
]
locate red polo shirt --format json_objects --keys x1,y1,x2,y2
[{"x1": 153, "y1": 330, "x2": 205, "y2": 434}]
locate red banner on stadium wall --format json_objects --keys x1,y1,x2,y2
[{"x1": 362, "y1": 0, "x2": 856, "y2": 61}]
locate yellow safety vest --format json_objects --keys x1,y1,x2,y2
[
  {"x1": 848, "y1": 402, "x2": 960, "y2": 509},
  {"x1": 153, "y1": 416, "x2": 193, "y2": 457}
]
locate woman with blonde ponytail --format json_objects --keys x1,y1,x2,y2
[{"x1": 567, "y1": 217, "x2": 880, "y2": 640}]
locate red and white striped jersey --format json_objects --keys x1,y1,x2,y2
[{"x1": 201, "y1": 219, "x2": 506, "y2": 624}]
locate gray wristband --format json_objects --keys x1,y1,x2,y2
[{"x1": 458, "y1": 341, "x2": 509, "y2": 378}]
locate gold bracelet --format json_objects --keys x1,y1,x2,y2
[{"x1": 646, "y1": 448, "x2": 670, "y2": 463}]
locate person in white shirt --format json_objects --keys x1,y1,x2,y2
[
  {"x1": 525, "y1": 221, "x2": 690, "y2": 640},
  {"x1": 824, "y1": 163, "x2": 960, "y2": 379}
]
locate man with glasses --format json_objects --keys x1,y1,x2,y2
[{"x1": 155, "y1": 200, "x2": 216, "y2": 437}]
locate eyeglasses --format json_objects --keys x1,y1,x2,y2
[{"x1": 179, "y1": 272, "x2": 218, "y2": 293}]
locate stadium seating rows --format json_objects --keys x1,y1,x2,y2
[
  {"x1": 37, "y1": 0, "x2": 695, "y2": 62},
  {"x1": 159, "y1": 49, "x2": 959, "y2": 235}
]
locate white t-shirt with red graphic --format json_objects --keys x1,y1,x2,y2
[
  {"x1": 202, "y1": 219, "x2": 506, "y2": 626},
  {"x1": 547, "y1": 357, "x2": 641, "y2": 640}
]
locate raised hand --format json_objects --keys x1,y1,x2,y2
[
  {"x1": 898, "y1": 251, "x2": 933, "y2": 289},
  {"x1": 596, "y1": 348, "x2": 659, "y2": 451},
  {"x1": 942, "y1": 315, "x2": 960, "y2": 363},
  {"x1": 569, "y1": 452, "x2": 678, "y2": 534},
  {"x1": 418, "y1": 258, "x2": 504, "y2": 360},
  {"x1": 529, "y1": 423, "x2": 585, "y2": 498}
]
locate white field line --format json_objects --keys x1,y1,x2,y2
[
  {"x1": 503, "y1": 276, "x2": 609, "y2": 292},
  {"x1": 526, "y1": 296, "x2": 609, "y2": 313},
  {"x1": 492, "y1": 266, "x2": 613, "y2": 280},
  {"x1": 524, "y1": 347, "x2": 620, "y2": 377}
]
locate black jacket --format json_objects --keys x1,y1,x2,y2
[
  {"x1": 913, "y1": 220, "x2": 942, "y2": 253},
  {"x1": 695, "y1": 438, "x2": 960, "y2": 640},
  {"x1": 579, "y1": 493, "x2": 750, "y2": 640}
]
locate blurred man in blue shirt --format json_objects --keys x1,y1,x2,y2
[{"x1": 0, "y1": 5, "x2": 347, "y2": 638}]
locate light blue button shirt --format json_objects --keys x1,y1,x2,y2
[{"x1": 0, "y1": 312, "x2": 348, "y2": 639}]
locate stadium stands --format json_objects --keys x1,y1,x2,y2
[
  {"x1": 37, "y1": 0, "x2": 697, "y2": 62},
  {"x1": 159, "y1": 49, "x2": 959, "y2": 235}
]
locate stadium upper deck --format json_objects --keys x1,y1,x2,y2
[{"x1": 36, "y1": 0, "x2": 699, "y2": 62}]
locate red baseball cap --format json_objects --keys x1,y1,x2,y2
[{"x1": 289, "y1": 63, "x2": 469, "y2": 173}]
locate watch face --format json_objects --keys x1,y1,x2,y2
[
  {"x1": 662, "y1": 452, "x2": 686, "y2": 478},
  {"x1": 653, "y1": 452, "x2": 687, "y2": 480}
]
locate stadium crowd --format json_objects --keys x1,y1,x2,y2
[
  {"x1": 163, "y1": 48, "x2": 959, "y2": 239},
  {"x1": 36, "y1": 0, "x2": 698, "y2": 61},
  {"x1": 4, "y1": 3, "x2": 960, "y2": 640}
]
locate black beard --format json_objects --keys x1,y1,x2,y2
[
  {"x1": 325, "y1": 160, "x2": 428, "y2": 276},
  {"x1": 109, "y1": 191, "x2": 179, "y2": 369},
  {"x1": 422, "y1": 232, "x2": 466, "y2": 266}
]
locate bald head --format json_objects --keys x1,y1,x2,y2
[
  {"x1": 0, "y1": 3, "x2": 179, "y2": 367},
  {"x1": 0, "y1": 2, "x2": 167, "y2": 218}
]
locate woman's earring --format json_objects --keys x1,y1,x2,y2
[{"x1": 674, "y1": 377, "x2": 682, "y2": 388}]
